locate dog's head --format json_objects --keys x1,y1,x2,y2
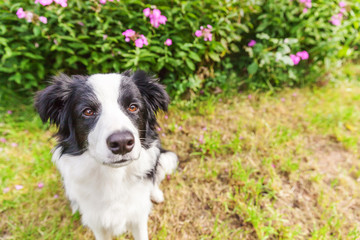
[{"x1": 35, "y1": 71, "x2": 169, "y2": 167}]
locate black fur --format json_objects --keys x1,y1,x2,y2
[
  {"x1": 34, "y1": 71, "x2": 169, "y2": 159},
  {"x1": 35, "y1": 74, "x2": 100, "y2": 155}
]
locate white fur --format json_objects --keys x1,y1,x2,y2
[
  {"x1": 53, "y1": 144, "x2": 158, "y2": 240},
  {"x1": 87, "y1": 74, "x2": 141, "y2": 167},
  {"x1": 150, "y1": 151, "x2": 178, "y2": 203},
  {"x1": 51, "y1": 74, "x2": 178, "y2": 240}
]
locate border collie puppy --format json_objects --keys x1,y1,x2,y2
[{"x1": 35, "y1": 71, "x2": 178, "y2": 240}]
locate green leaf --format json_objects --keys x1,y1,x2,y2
[
  {"x1": 9, "y1": 72, "x2": 22, "y2": 84},
  {"x1": 188, "y1": 51, "x2": 201, "y2": 62},
  {"x1": 230, "y1": 43, "x2": 239, "y2": 53},
  {"x1": 247, "y1": 62, "x2": 258, "y2": 75},
  {"x1": 208, "y1": 52, "x2": 220, "y2": 62},
  {"x1": 185, "y1": 58, "x2": 195, "y2": 71}
]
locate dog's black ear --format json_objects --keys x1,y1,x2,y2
[
  {"x1": 34, "y1": 73, "x2": 74, "y2": 126},
  {"x1": 132, "y1": 70, "x2": 170, "y2": 113}
]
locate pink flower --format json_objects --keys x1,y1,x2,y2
[
  {"x1": 140, "y1": 35, "x2": 148, "y2": 46},
  {"x1": 164, "y1": 39, "x2": 172, "y2": 46},
  {"x1": 35, "y1": 0, "x2": 53, "y2": 6},
  {"x1": 54, "y1": 0, "x2": 67, "y2": 7},
  {"x1": 0, "y1": 138, "x2": 6, "y2": 143},
  {"x1": 15, "y1": 185, "x2": 23, "y2": 190},
  {"x1": 195, "y1": 30, "x2": 202, "y2": 37},
  {"x1": 281, "y1": 98, "x2": 285, "y2": 102},
  {"x1": 11, "y1": 143, "x2": 18, "y2": 147},
  {"x1": 296, "y1": 50, "x2": 309, "y2": 60},
  {"x1": 39, "y1": 16, "x2": 47, "y2": 24},
  {"x1": 99, "y1": 0, "x2": 106, "y2": 4},
  {"x1": 339, "y1": 1, "x2": 346, "y2": 7},
  {"x1": 35, "y1": 42, "x2": 39, "y2": 48},
  {"x1": 203, "y1": 29, "x2": 212, "y2": 41},
  {"x1": 152, "y1": 9, "x2": 161, "y2": 17},
  {"x1": 135, "y1": 38, "x2": 144, "y2": 48},
  {"x1": 299, "y1": 0, "x2": 306, "y2": 2},
  {"x1": 340, "y1": 8, "x2": 346, "y2": 13},
  {"x1": 159, "y1": 15, "x2": 167, "y2": 25},
  {"x1": 25, "y1": 12, "x2": 34, "y2": 22},
  {"x1": 103, "y1": 34, "x2": 108, "y2": 40},
  {"x1": 248, "y1": 94, "x2": 252, "y2": 100},
  {"x1": 16, "y1": 8, "x2": 26, "y2": 19},
  {"x1": 330, "y1": 14, "x2": 342, "y2": 26},
  {"x1": 38, "y1": 182, "x2": 44, "y2": 188},
  {"x1": 122, "y1": 29, "x2": 135, "y2": 38},
  {"x1": 7, "y1": 110, "x2": 12, "y2": 114},
  {"x1": 146, "y1": 8, "x2": 167, "y2": 28},
  {"x1": 178, "y1": 126, "x2": 183, "y2": 131},
  {"x1": 157, "y1": 127, "x2": 162, "y2": 131},
  {"x1": 248, "y1": 40, "x2": 256, "y2": 47},
  {"x1": 303, "y1": 8, "x2": 308, "y2": 13},
  {"x1": 305, "y1": 2, "x2": 311, "y2": 8},
  {"x1": 164, "y1": 115, "x2": 168, "y2": 119},
  {"x1": 143, "y1": 8, "x2": 151, "y2": 17},
  {"x1": 207, "y1": 24, "x2": 213, "y2": 29},
  {"x1": 199, "y1": 135, "x2": 205, "y2": 144},
  {"x1": 3, "y1": 187, "x2": 10, "y2": 193},
  {"x1": 54, "y1": 194, "x2": 59, "y2": 198},
  {"x1": 290, "y1": 54, "x2": 301, "y2": 65}
]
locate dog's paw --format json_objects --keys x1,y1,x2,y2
[
  {"x1": 70, "y1": 200, "x2": 80, "y2": 213},
  {"x1": 159, "y1": 151, "x2": 178, "y2": 174},
  {"x1": 151, "y1": 185, "x2": 164, "y2": 203}
]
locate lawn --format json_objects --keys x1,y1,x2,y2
[{"x1": 1, "y1": 72, "x2": 360, "y2": 239}]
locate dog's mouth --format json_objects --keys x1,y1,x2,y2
[
  {"x1": 103, "y1": 159, "x2": 132, "y2": 168},
  {"x1": 103, "y1": 154, "x2": 140, "y2": 168}
]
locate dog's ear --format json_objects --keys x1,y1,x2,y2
[
  {"x1": 34, "y1": 73, "x2": 74, "y2": 127},
  {"x1": 132, "y1": 70, "x2": 170, "y2": 114}
]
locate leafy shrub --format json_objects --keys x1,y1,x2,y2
[
  {"x1": 235, "y1": 0, "x2": 360, "y2": 90},
  {"x1": 0, "y1": 0, "x2": 249, "y2": 97},
  {"x1": 1, "y1": 0, "x2": 359, "y2": 98}
]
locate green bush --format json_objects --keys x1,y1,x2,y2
[
  {"x1": 236, "y1": 0, "x2": 360, "y2": 90},
  {"x1": 0, "y1": 0, "x2": 250, "y2": 98},
  {"x1": 1, "y1": 0, "x2": 359, "y2": 98}
]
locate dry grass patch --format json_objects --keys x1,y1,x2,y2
[{"x1": 1, "y1": 81, "x2": 360, "y2": 239}]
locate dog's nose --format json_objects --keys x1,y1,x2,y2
[{"x1": 106, "y1": 131, "x2": 135, "y2": 155}]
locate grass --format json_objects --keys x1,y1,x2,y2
[{"x1": 1, "y1": 71, "x2": 360, "y2": 239}]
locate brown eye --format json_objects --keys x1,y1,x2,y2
[
  {"x1": 128, "y1": 105, "x2": 138, "y2": 112},
  {"x1": 83, "y1": 108, "x2": 95, "y2": 116}
]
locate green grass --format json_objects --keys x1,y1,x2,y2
[{"x1": 1, "y1": 74, "x2": 360, "y2": 239}]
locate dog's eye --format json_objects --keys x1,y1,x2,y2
[
  {"x1": 83, "y1": 108, "x2": 95, "y2": 117},
  {"x1": 128, "y1": 105, "x2": 138, "y2": 112}
]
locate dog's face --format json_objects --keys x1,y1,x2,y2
[{"x1": 35, "y1": 71, "x2": 169, "y2": 167}]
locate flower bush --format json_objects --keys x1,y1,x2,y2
[
  {"x1": 236, "y1": 0, "x2": 360, "y2": 90},
  {"x1": 0, "y1": 0, "x2": 359, "y2": 97},
  {"x1": 0, "y1": 0, "x2": 247, "y2": 98}
]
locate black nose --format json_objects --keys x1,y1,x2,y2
[{"x1": 106, "y1": 131, "x2": 135, "y2": 155}]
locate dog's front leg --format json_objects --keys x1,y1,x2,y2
[
  {"x1": 130, "y1": 218, "x2": 149, "y2": 240},
  {"x1": 92, "y1": 227, "x2": 112, "y2": 240}
]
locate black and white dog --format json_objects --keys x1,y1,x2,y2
[{"x1": 35, "y1": 71, "x2": 178, "y2": 240}]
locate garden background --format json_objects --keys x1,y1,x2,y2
[{"x1": 1, "y1": 0, "x2": 360, "y2": 239}]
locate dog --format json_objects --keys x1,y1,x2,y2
[{"x1": 35, "y1": 71, "x2": 178, "y2": 240}]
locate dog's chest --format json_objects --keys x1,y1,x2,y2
[{"x1": 55, "y1": 151, "x2": 153, "y2": 233}]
